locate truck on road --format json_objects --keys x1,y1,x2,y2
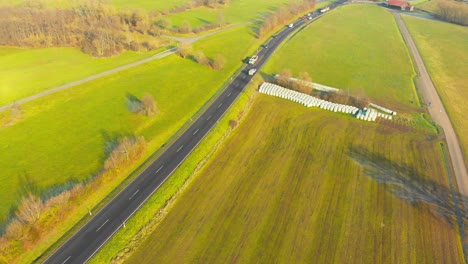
[
  {"x1": 320, "y1": 6, "x2": 330, "y2": 13},
  {"x1": 249, "y1": 55, "x2": 258, "y2": 64}
]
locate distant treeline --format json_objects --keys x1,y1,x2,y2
[
  {"x1": 257, "y1": 0, "x2": 316, "y2": 38},
  {"x1": 0, "y1": 1, "x2": 169, "y2": 57},
  {"x1": 436, "y1": 0, "x2": 468, "y2": 26},
  {"x1": 0, "y1": 0, "x2": 234, "y2": 56}
]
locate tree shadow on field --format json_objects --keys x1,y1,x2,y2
[
  {"x1": 101, "y1": 130, "x2": 125, "y2": 154},
  {"x1": 126, "y1": 93, "x2": 143, "y2": 113},
  {"x1": 348, "y1": 146, "x2": 468, "y2": 225}
]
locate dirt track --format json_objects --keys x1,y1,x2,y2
[{"x1": 393, "y1": 13, "x2": 468, "y2": 196}]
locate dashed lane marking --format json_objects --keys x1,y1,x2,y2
[{"x1": 96, "y1": 219, "x2": 109, "y2": 232}]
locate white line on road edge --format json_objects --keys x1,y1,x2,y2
[
  {"x1": 156, "y1": 165, "x2": 164, "y2": 173},
  {"x1": 176, "y1": 145, "x2": 184, "y2": 152},
  {"x1": 218, "y1": 103, "x2": 223, "y2": 109},
  {"x1": 96, "y1": 219, "x2": 109, "y2": 232},
  {"x1": 207, "y1": 115, "x2": 212, "y2": 120},
  {"x1": 193, "y1": 128, "x2": 199, "y2": 135},
  {"x1": 128, "y1": 189, "x2": 140, "y2": 200},
  {"x1": 62, "y1": 256, "x2": 71, "y2": 264}
]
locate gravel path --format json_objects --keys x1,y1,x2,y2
[{"x1": 394, "y1": 13, "x2": 468, "y2": 196}]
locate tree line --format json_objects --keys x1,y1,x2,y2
[
  {"x1": 435, "y1": 0, "x2": 468, "y2": 26},
  {"x1": 0, "y1": 1, "x2": 172, "y2": 57},
  {"x1": 0, "y1": 135, "x2": 147, "y2": 262},
  {"x1": 257, "y1": 0, "x2": 316, "y2": 38}
]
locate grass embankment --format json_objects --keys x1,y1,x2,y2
[
  {"x1": 263, "y1": 4, "x2": 418, "y2": 113},
  {"x1": 0, "y1": 25, "x2": 256, "y2": 223},
  {"x1": 128, "y1": 95, "x2": 464, "y2": 263},
  {"x1": 417, "y1": 0, "x2": 439, "y2": 13},
  {"x1": 402, "y1": 15, "x2": 468, "y2": 165},
  {"x1": 0, "y1": 48, "x2": 164, "y2": 106}
]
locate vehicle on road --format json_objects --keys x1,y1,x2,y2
[
  {"x1": 248, "y1": 68, "x2": 257, "y2": 76},
  {"x1": 288, "y1": 23, "x2": 294, "y2": 28},
  {"x1": 249, "y1": 55, "x2": 259, "y2": 64},
  {"x1": 321, "y1": 6, "x2": 330, "y2": 13},
  {"x1": 263, "y1": 44, "x2": 269, "y2": 49}
]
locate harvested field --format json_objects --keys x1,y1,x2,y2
[{"x1": 128, "y1": 96, "x2": 464, "y2": 263}]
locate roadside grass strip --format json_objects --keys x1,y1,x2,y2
[{"x1": 259, "y1": 82, "x2": 395, "y2": 122}]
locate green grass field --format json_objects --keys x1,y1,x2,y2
[
  {"x1": 0, "y1": 25, "x2": 259, "y2": 223},
  {"x1": 128, "y1": 95, "x2": 464, "y2": 263},
  {"x1": 167, "y1": 0, "x2": 293, "y2": 28},
  {"x1": 402, "y1": 15, "x2": 468, "y2": 164},
  {"x1": 0, "y1": 47, "x2": 164, "y2": 106},
  {"x1": 263, "y1": 4, "x2": 417, "y2": 113},
  {"x1": 417, "y1": 0, "x2": 439, "y2": 12}
]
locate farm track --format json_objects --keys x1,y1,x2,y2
[{"x1": 393, "y1": 13, "x2": 468, "y2": 198}]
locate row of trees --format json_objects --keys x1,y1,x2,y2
[
  {"x1": 275, "y1": 69, "x2": 314, "y2": 94},
  {"x1": 257, "y1": 0, "x2": 316, "y2": 38},
  {"x1": 178, "y1": 43, "x2": 227, "y2": 70},
  {"x1": 1, "y1": 135, "x2": 147, "y2": 261},
  {"x1": 0, "y1": 1, "x2": 168, "y2": 57},
  {"x1": 436, "y1": 0, "x2": 468, "y2": 26},
  {"x1": 275, "y1": 69, "x2": 370, "y2": 108}
]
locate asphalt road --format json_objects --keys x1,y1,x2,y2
[{"x1": 42, "y1": 4, "x2": 345, "y2": 264}]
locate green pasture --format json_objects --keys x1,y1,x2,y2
[
  {"x1": 128, "y1": 95, "x2": 463, "y2": 263},
  {"x1": 0, "y1": 25, "x2": 258, "y2": 223},
  {"x1": 402, "y1": 15, "x2": 468, "y2": 164},
  {"x1": 417, "y1": 0, "x2": 439, "y2": 12},
  {"x1": 167, "y1": 0, "x2": 295, "y2": 28},
  {"x1": 0, "y1": 47, "x2": 163, "y2": 106},
  {"x1": 263, "y1": 4, "x2": 418, "y2": 112}
]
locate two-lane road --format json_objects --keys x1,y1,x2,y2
[{"x1": 43, "y1": 3, "x2": 345, "y2": 263}]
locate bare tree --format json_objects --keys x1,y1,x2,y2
[
  {"x1": 194, "y1": 50, "x2": 209, "y2": 66},
  {"x1": 180, "y1": 20, "x2": 192, "y2": 33},
  {"x1": 178, "y1": 42, "x2": 193, "y2": 58},
  {"x1": 141, "y1": 94, "x2": 157, "y2": 116},
  {"x1": 16, "y1": 193, "x2": 44, "y2": 225},
  {"x1": 210, "y1": 54, "x2": 226, "y2": 70}
]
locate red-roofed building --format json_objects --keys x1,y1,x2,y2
[{"x1": 386, "y1": 0, "x2": 414, "y2": 11}]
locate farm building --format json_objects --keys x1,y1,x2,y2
[{"x1": 386, "y1": 0, "x2": 414, "y2": 11}]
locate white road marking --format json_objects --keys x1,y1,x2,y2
[
  {"x1": 176, "y1": 145, "x2": 183, "y2": 152},
  {"x1": 218, "y1": 103, "x2": 223, "y2": 109},
  {"x1": 156, "y1": 165, "x2": 164, "y2": 173},
  {"x1": 193, "y1": 128, "x2": 199, "y2": 135},
  {"x1": 62, "y1": 256, "x2": 71, "y2": 264},
  {"x1": 96, "y1": 219, "x2": 109, "y2": 232},
  {"x1": 235, "y1": 83, "x2": 239, "y2": 87},
  {"x1": 129, "y1": 189, "x2": 140, "y2": 200},
  {"x1": 242, "y1": 75, "x2": 246, "y2": 79},
  {"x1": 228, "y1": 92, "x2": 232, "y2": 97},
  {"x1": 207, "y1": 115, "x2": 212, "y2": 120}
]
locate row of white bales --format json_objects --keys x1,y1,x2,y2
[{"x1": 259, "y1": 82, "x2": 394, "y2": 121}]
